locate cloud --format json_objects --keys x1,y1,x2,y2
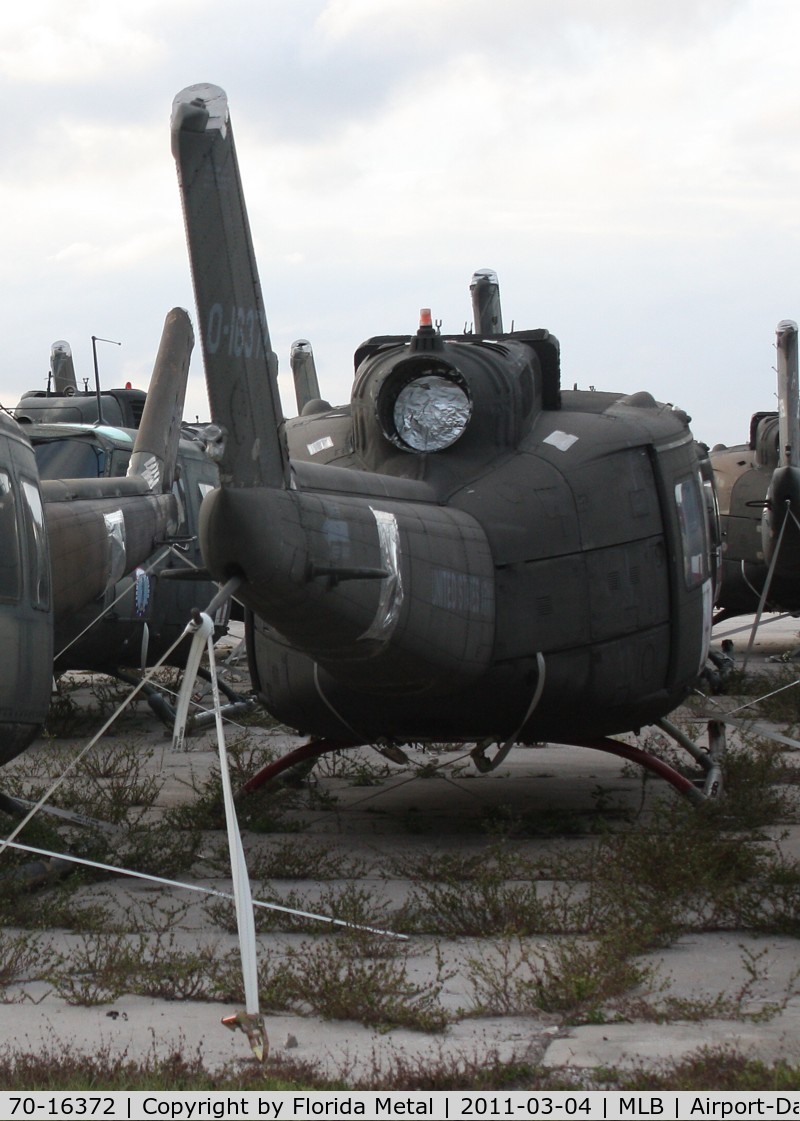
[
  {"x1": 0, "y1": 1, "x2": 171, "y2": 83},
  {"x1": 0, "y1": 0, "x2": 798, "y2": 445},
  {"x1": 233, "y1": 4, "x2": 797, "y2": 260}
]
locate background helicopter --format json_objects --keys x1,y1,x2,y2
[
  {"x1": 171, "y1": 83, "x2": 722, "y2": 800},
  {"x1": 0, "y1": 307, "x2": 197, "y2": 765},
  {"x1": 13, "y1": 335, "x2": 228, "y2": 677},
  {"x1": 710, "y1": 320, "x2": 800, "y2": 626}
]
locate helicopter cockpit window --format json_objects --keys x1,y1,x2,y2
[
  {"x1": 33, "y1": 437, "x2": 106, "y2": 480},
  {"x1": 675, "y1": 475, "x2": 709, "y2": 590},
  {"x1": 0, "y1": 470, "x2": 21, "y2": 601},
  {"x1": 386, "y1": 373, "x2": 472, "y2": 453}
]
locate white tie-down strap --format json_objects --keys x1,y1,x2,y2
[
  {"x1": 172, "y1": 612, "x2": 214, "y2": 751},
  {"x1": 172, "y1": 610, "x2": 266, "y2": 1059}
]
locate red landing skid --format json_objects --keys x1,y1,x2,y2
[{"x1": 236, "y1": 721, "x2": 725, "y2": 804}]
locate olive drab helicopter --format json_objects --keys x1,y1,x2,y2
[
  {"x1": 13, "y1": 336, "x2": 229, "y2": 681},
  {"x1": 172, "y1": 82, "x2": 724, "y2": 801},
  {"x1": 0, "y1": 308, "x2": 199, "y2": 765},
  {"x1": 710, "y1": 320, "x2": 800, "y2": 632}
]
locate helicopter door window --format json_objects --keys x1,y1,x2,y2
[
  {"x1": 674, "y1": 475, "x2": 709, "y2": 590},
  {"x1": 20, "y1": 478, "x2": 49, "y2": 610},
  {"x1": 33, "y1": 437, "x2": 105, "y2": 480},
  {"x1": 0, "y1": 469, "x2": 21, "y2": 601}
]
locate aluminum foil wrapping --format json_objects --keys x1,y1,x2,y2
[{"x1": 393, "y1": 377, "x2": 470, "y2": 452}]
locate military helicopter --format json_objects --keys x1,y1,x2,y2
[
  {"x1": 171, "y1": 83, "x2": 723, "y2": 800},
  {"x1": 0, "y1": 308, "x2": 195, "y2": 765},
  {"x1": 13, "y1": 335, "x2": 228, "y2": 677},
  {"x1": 710, "y1": 320, "x2": 800, "y2": 625}
]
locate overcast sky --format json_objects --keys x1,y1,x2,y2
[{"x1": 1, "y1": 0, "x2": 797, "y2": 445}]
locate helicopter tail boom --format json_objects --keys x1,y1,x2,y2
[
  {"x1": 127, "y1": 307, "x2": 194, "y2": 493},
  {"x1": 171, "y1": 83, "x2": 289, "y2": 492}
]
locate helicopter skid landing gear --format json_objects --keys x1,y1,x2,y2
[
  {"x1": 576, "y1": 719, "x2": 724, "y2": 804},
  {"x1": 234, "y1": 720, "x2": 725, "y2": 806},
  {"x1": 236, "y1": 738, "x2": 361, "y2": 798}
]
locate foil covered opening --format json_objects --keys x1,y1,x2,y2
[{"x1": 393, "y1": 376, "x2": 471, "y2": 452}]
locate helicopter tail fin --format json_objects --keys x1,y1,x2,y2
[
  {"x1": 127, "y1": 307, "x2": 194, "y2": 493},
  {"x1": 171, "y1": 83, "x2": 289, "y2": 491}
]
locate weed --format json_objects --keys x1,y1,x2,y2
[
  {"x1": 315, "y1": 750, "x2": 396, "y2": 786},
  {"x1": 205, "y1": 878, "x2": 396, "y2": 939},
  {"x1": 43, "y1": 689, "x2": 82, "y2": 738},
  {"x1": 467, "y1": 934, "x2": 651, "y2": 1021},
  {"x1": 607, "y1": 1045, "x2": 800, "y2": 1091},
  {"x1": 712, "y1": 738, "x2": 796, "y2": 828},
  {"x1": 121, "y1": 897, "x2": 192, "y2": 935},
  {"x1": 0, "y1": 930, "x2": 57, "y2": 998},
  {"x1": 278, "y1": 934, "x2": 450, "y2": 1031},
  {"x1": 104, "y1": 820, "x2": 202, "y2": 879},
  {"x1": 43, "y1": 925, "x2": 251, "y2": 1007},
  {"x1": 47, "y1": 933, "x2": 137, "y2": 1005},
  {"x1": 0, "y1": 1041, "x2": 218, "y2": 1091},
  {"x1": 278, "y1": 881, "x2": 395, "y2": 937},
  {"x1": 204, "y1": 888, "x2": 318, "y2": 934},
  {"x1": 0, "y1": 880, "x2": 114, "y2": 933},
  {"x1": 593, "y1": 940, "x2": 800, "y2": 1031},
  {"x1": 389, "y1": 843, "x2": 545, "y2": 883},
  {"x1": 721, "y1": 666, "x2": 800, "y2": 726},
  {"x1": 565, "y1": 790, "x2": 798, "y2": 948},
  {"x1": 88, "y1": 676, "x2": 141, "y2": 719},
  {"x1": 174, "y1": 735, "x2": 307, "y2": 833},
  {"x1": 3, "y1": 738, "x2": 165, "y2": 832},
  {"x1": 132, "y1": 936, "x2": 242, "y2": 1002},
  {"x1": 44, "y1": 675, "x2": 145, "y2": 738},
  {"x1": 2, "y1": 1033, "x2": 800, "y2": 1092},
  {"x1": 245, "y1": 838, "x2": 369, "y2": 882},
  {"x1": 398, "y1": 867, "x2": 576, "y2": 937}
]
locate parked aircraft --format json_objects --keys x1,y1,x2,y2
[
  {"x1": 710, "y1": 320, "x2": 800, "y2": 623},
  {"x1": 14, "y1": 342, "x2": 227, "y2": 676},
  {"x1": 0, "y1": 308, "x2": 194, "y2": 764},
  {"x1": 171, "y1": 83, "x2": 722, "y2": 799}
]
